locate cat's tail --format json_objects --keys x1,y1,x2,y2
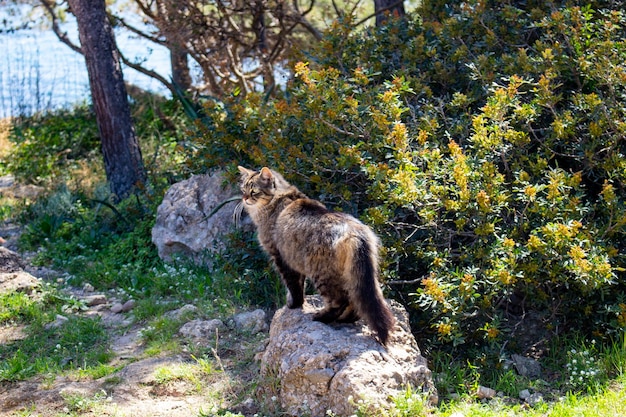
[{"x1": 349, "y1": 233, "x2": 396, "y2": 346}]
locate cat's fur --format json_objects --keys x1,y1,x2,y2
[{"x1": 237, "y1": 166, "x2": 396, "y2": 345}]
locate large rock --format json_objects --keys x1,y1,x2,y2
[
  {"x1": 0, "y1": 271, "x2": 41, "y2": 295},
  {"x1": 260, "y1": 296, "x2": 436, "y2": 417},
  {"x1": 152, "y1": 172, "x2": 250, "y2": 264}
]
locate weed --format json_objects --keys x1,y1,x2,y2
[
  {"x1": 61, "y1": 390, "x2": 108, "y2": 414},
  {"x1": 0, "y1": 292, "x2": 40, "y2": 324},
  {"x1": 0, "y1": 315, "x2": 110, "y2": 382}
]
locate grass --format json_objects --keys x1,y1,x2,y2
[{"x1": 1, "y1": 102, "x2": 626, "y2": 417}]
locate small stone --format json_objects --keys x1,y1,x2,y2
[
  {"x1": 44, "y1": 314, "x2": 69, "y2": 330},
  {"x1": 476, "y1": 385, "x2": 496, "y2": 400},
  {"x1": 512, "y1": 354, "x2": 541, "y2": 379},
  {"x1": 84, "y1": 294, "x2": 107, "y2": 306},
  {"x1": 179, "y1": 319, "x2": 225, "y2": 340},
  {"x1": 528, "y1": 392, "x2": 543, "y2": 406},
  {"x1": 111, "y1": 303, "x2": 124, "y2": 314},
  {"x1": 83, "y1": 283, "x2": 95, "y2": 292},
  {"x1": 165, "y1": 304, "x2": 199, "y2": 320},
  {"x1": 231, "y1": 309, "x2": 268, "y2": 334},
  {"x1": 519, "y1": 389, "x2": 531, "y2": 401},
  {"x1": 121, "y1": 299, "x2": 136, "y2": 312}
]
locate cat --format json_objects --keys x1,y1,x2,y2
[{"x1": 236, "y1": 166, "x2": 396, "y2": 345}]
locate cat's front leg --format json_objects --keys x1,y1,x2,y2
[
  {"x1": 283, "y1": 271, "x2": 305, "y2": 308},
  {"x1": 272, "y1": 256, "x2": 305, "y2": 308}
]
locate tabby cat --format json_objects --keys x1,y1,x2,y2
[{"x1": 236, "y1": 166, "x2": 396, "y2": 345}]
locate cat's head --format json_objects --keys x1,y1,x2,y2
[{"x1": 237, "y1": 166, "x2": 281, "y2": 208}]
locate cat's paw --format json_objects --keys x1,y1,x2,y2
[{"x1": 312, "y1": 308, "x2": 338, "y2": 323}]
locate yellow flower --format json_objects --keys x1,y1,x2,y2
[
  {"x1": 503, "y1": 238, "x2": 516, "y2": 249},
  {"x1": 524, "y1": 185, "x2": 537, "y2": 200},
  {"x1": 498, "y1": 270, "x2": 516, "y2": 285},
  {"x1": 568, "y1": 245, "x2": 586, "y2": 261},
  {"x1": 476, "y1": 190, "x2": 490, "y2": 212},
  {"x1": 422, "y1": 276, "x2": 446, "y2": 303},
  {"x1": 527, "y1": 235, "x2": 544, "y2": 251},
  {"x1": 601, "y1": 181, "x2": 616, "y2": 204},
  {"x1": 436, "y1": 322, "x2": 453, "y2": 337},
  {"x1": 485, "y1": 325, "x2": 500, "y2": 340}
]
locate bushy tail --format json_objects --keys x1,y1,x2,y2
[{"x1": 350, "y1": 235, "x2": 396, "y2": 345}]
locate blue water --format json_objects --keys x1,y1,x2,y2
[{"x1": 0, "y1": 3, "x2": 171, "y2": 118}]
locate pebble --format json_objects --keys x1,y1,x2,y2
[
  {"x1": 84, "y1": 294, "x2": 107, "y2": 306},
  {"x1": 519, "y1": 389, "x2": 531, "y2": 401},
  {"x1": 44, "y1": 314, "x2": 69, "y2": 330},
  {"x1": 165, "y1": 304, "x2": 198, "y2": 320},
  {"x1": 110, "y1": 299, "x2": 136, "y2": 314},
  {"x1": 122, "y1": 299, "x2": 136, "y2": 312},
  {"x1": 476, "y1": 385, "x2": 496, "y2": 400}
]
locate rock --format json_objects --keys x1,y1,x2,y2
[
  {"x1": 512, "y1": 354, "x2": 541, "y2": 379},
  {"x1": 179, "y1": 319, "x2": 225, "y2": 340},
  {"x1": 0, "y1": 271, "x2": 40, "y2": 294},
  {"x1": 121, "y1": 299, "x2": 136, "y2": 312},
  {"x1": 83, "y1": 283, "x2": 95, "y2": 292},
  {"x1": 0, "y1": 246, "x2": 25, "y2": 273},
  {"x1": 165, "y1": 304, "x2": 199, "y2": 320},
  {"x1": 83, "y1": 294, "x2": 107, "y2": 307},
  {"x1": 528, "y1": 392, "x2": 543, "y2": 406},
  {"x1": 231, "y1": 309, "x2": 268, "y2": 334},
  {"x1": 260, "y1": 296, "x2": 436, "y2": 417},
  {"x1": 44, "y1": 314, "x2": 69, "y2": 330},
  {"x1": 111, "y1": 303, "x2": 125, "y2": 314},
  {"x1": 151, "y1": 171, "x2": 252, "y2": 265},
  {"x1": 519, "y1": 389, "x2": 531, "y2": 401},
  {"x1": 476, "y1": 386, "x2": 496, "y2": 400}
]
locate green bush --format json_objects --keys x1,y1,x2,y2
[
  {"x1": 187, "y1": 2, "x2": 626, "y2": 350},
  {"x1": 4, "y1": 105, "x2": 100, "y2": 184}
]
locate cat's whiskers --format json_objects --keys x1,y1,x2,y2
[{"x1": 233, "y1": 200, "x2": 245, "y2": 228}]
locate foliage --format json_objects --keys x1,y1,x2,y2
[
  {"x1": 3, "y1": 104, "x2": 100, "y2": 184},
  {"x1": 2, "y1": 93, "x2": 189, "y2": 188},
  {"x1": 185, "y1": 3, "x2": 626, "y2": 350}
]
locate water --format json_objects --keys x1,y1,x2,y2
[{"x1": 0, "y1": 3, "x2": 171, "y2": 118}]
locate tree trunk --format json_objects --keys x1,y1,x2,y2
[
  {"x1": 67, "y1": 0, "x2": 146, "y2": 200},
  {"x1": 374, "y1": 0, "x2": 406, "y2": 26}
]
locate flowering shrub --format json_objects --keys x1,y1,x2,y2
[{"x1": 187, "y1": 2, "x2": 626, "y2": 348}]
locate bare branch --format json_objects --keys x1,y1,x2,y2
[{"x1": 39, "y1": 0, "x2": 82, "y2": 54}]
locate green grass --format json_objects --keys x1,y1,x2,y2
[{"x1": 0, "y1": 315, "x2": 111, "y2": 382}]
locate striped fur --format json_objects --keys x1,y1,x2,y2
[{"x1": 237, "y1": 166, "x2": 396, "y2": 345}]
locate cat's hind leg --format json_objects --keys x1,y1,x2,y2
[
  {"x1": 312, "y1": 280, "x2": 352, "y2": 323},
  {"x1": 336, "y1": 304, "x2": 360, "y2": 323}
]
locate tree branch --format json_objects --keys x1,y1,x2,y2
[{"x1": 39, "y1": 0, "x2": 83, "y2": 54}]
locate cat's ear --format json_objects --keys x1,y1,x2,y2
[
  {"x1": 238, "y1": 166, "x2": 255, "y2": 178},
  {"x1": 260, "y1": 167, "x2": 274, "y2": 181}
]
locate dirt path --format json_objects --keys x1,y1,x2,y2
[
  {"x1": 0, "y1": 198, "x2": 254, "y2": 417},
  {"x1": 0, "y1": 264, "x2": 224, "y2": 417}
]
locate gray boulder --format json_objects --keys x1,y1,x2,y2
[
  {"x1": 151, "y1": 171, "x2": 250, "y2": 264},
  {"x1": 260, "y1": 296, "x2": 436, "y2": 417}
]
